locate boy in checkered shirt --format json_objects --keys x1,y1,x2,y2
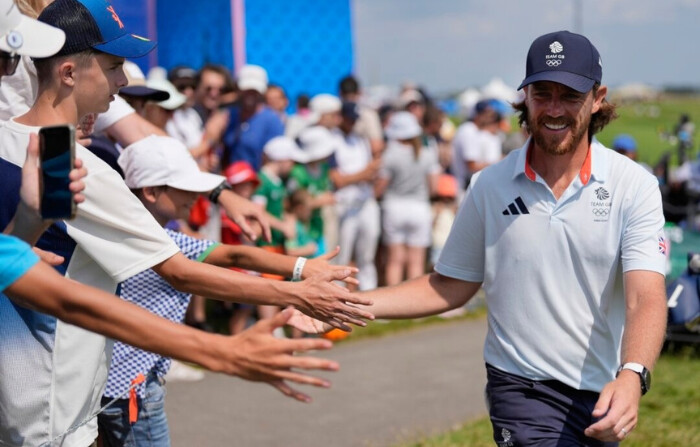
[{"x1": 99, "y1": 135, "x2": 357, "y2": 446}]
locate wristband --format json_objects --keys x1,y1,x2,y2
[
  {"x1": 292, "y1": 257, "x2": 307, "y2": 281},
  {"x1": 208, "y1": 181, "x2": 231, "y2": 204}
]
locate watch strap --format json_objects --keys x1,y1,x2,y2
[{"x1": 617, "y1": 362, "x2": 650, "y2": 395}]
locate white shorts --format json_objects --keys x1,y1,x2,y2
[{"x1": 381, "y1": 199, "x2": 432, "y2": 247}]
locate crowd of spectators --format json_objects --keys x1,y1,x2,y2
[{"x1": 115, "y1": 62, "x2": 518, "y2": 335}]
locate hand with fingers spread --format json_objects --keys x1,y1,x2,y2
[
  {"x1": 299, "y1": 246, "x2": 359, "y2": 287},
  {"x1": 217, "y1": 307, "x2": 338, "y2": 402},
  {"x1": 584, "y1": 372, "x2": 641, "y2": 442},
  {"x1": 292, "y1": 268, "x2": 374, "y2": 331}
]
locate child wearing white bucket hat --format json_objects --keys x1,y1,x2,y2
[
  {"x1": 102, "y1": 135, "x2": 363, "y2": 445},
  {"x1": 288, "y1": 125, "x2": 339, "y2": 255}
]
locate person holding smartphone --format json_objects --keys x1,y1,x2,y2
[
  {"x1": 0, "y1": 1, "x2": 372, "y2": 446},
  {"x1": 2, "y1": 129, "x2": 337, "y2": 431}
]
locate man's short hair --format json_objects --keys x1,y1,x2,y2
[
  {"x1": 33, "y1": 49, "x2": 97, "y2": 88},
  {"x1": 339, "y1": 75, "x2": 360, "y2": 96}
]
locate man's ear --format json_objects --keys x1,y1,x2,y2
[
  {"x1": 591, "y1": 85, "x2": 607, "y2": 114},
  {"x1": 57, "y1": 60, "x2": 77, "y2": 88}
]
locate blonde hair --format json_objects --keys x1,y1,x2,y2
[{"x1": 14, "y1": 0, "x2": 52, "y2": 18}]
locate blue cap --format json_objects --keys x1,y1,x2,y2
[
  {"x1": 341, "y1": 101, "x2": 360, "y2": 120},
  {"x1": 613, "y1": 134, "x2": 637, "y2": 152},
  {"x1": 487, "y1": 99, "x2": 511, "y2": 117},
  {"x1": 474, "y1": 99, "x2": 492, "y2": 114},
  {"x1": 38, "y1": 0, "x2": 156, "y2": 58},
  {"x1": 518, "y1": 30, "x2": 602, "y2": 93}
]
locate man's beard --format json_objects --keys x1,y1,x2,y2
[{"x1": 527, "y1": 113, "x2": 589, "y2": 156}]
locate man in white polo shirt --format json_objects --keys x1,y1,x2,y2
[{"x1": 331, "y1": 30, "x2": 667, "y2": 446}]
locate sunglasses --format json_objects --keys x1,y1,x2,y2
[
  {"x1": 0, "y1": 51, "x2": 20, "y2": 77},
  {"x1": 175, "y1": 83, "x2": 196, "y2": 92}
]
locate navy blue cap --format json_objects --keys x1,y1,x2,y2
[
  {"x1": 341, "y1": 101, "x2": 359, "y2": 120},
  {"x1": 518, "y1": 30, "x2": 602, "y2": 93},
  {"x1": 473, "y1": 99, "x2": 493, "y2": 114},
  {"x1": 38, "y1": 0, "x2": 156, "y2": 58},
  {"x1": 119, "y1": 86, "x2": 170, "y2": 101}
]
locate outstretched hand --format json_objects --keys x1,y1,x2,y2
[
  {"x1": 287, "y1": 308, "x2": 331, "y2": 334},
  {"x1": 302, "y1": 246, "x2": 359, "y2": 286},
  {"x1": 294, "y1": 268, "x2": 374, "y2": 331},
  {"x1": 221, "y1": 307, "x2": 338, "y2": 402}
]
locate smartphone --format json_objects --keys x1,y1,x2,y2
[{"x1": 39, "y1": 124, "x2": 77, "y2": 220}]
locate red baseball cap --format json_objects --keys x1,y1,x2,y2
[{"x1": 224, "y1": 161, "x2": 260, "y2": 187}]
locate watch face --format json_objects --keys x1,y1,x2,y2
[{"x1": 642, "y1": 369, "x2": 651, "y2": 393}]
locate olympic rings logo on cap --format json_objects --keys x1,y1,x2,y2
[{"x1": 546, "y1": 60, "x2": 562, "y2": 67}]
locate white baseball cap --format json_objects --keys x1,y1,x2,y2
[
  {"x1": 147, "y1": 78, "x2": 187, "y2": 110},
  {"x1": 119, "y1": 135, "x2": 225, "y2": 192},
  {"x1": 397, "y1": 89, "x2": 424, "y2": 109},
  {"x1": 119, "y1": 61, "x2": 170, "y2": 101},
  {"x1": 263, "y1": 136, "x2": 308, "y2": 163},
  {"x1": 297, "y1": 126, "x2": 337, "y2": 162},
  {"x1": 310, "y1": 93, "x2": 341, "y2": 115},
  {"x1": 385, "y1": 111, "x2": 422, "y2": 140},
  {"x1": 0, "y1": 0, "x2": 66, "y2": 57},
  {"x1": 237, "y1": 64, "x2": 268, "y2": 94}
]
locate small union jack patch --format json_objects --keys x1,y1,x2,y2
[{"x1": 658, "y1": 236, "x2": 668, "y2": 255}]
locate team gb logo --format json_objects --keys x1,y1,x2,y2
[
  {"x1": 595, "y1": 187, "x2": 610, "y2": 201},
  {"x1": 549, "y1": 41, "x2": 563, "y2": 53}
]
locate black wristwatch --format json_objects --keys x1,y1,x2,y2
[
  {"x1": 208, "y1": 181, "x2": 232, "y2": 204},
  {"x1": 616, "y1": 362, "x2": 651, "y2": 395}
]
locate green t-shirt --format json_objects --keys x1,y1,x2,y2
[
  {"x1": 254, "y1": 170, "x2": 287, "y2": 247},
  {"x1": 284, "y1": 220, "x2": 313, "y2": 252},
  {"x1": 288, "y1": 163, "x2": 331, "y2": 241}
]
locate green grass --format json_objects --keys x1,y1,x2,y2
[
  {"x1": 596, "y1": 95, "x2": 700, "y2": 167},
  {"x1": 396, "y1": 348, "x2": 700, "y2": 447}
]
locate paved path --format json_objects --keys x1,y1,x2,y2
[{"x1": 165, "y1": 318, "x2": 488, "y2": 447}]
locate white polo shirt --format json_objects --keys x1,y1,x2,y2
[
  {"x1": 436, "y1": 138, "x2": 666, "y2": 392},
  {"x1": 0, "y1": 119, "x2": 179, "y2": 447}
]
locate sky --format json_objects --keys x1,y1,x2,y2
[{"x1": 352, "y1": 0, "x2": 700, "y2": 95}]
